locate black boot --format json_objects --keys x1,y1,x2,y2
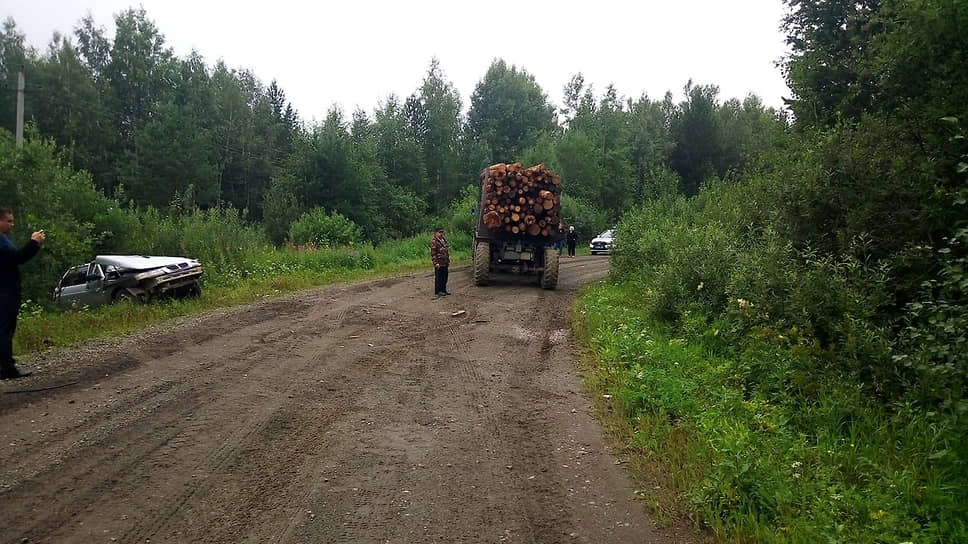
[{"x1": 0, "y1": 363, "x2": 32, "y2": 380}]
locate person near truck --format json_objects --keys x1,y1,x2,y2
[
  {"x1": 555, "y1": 222, "x2": 565, "y2": 255},
  {"x1": 0, "y1": 208, "x2": 46, "y2": 380},
  {"x1": 566, "y1": 225, "x2": 578, "y2": 257},
  {"x1": 430, "y1": 227, "x2": 451, "y2": 297}
]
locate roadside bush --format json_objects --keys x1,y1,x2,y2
[
  {"x1": 289, "y1": 207, "x2": 363, "y2": 247},
  {"x1": 895, "y1": 122, "x2": 968, "y2": 408},
  {"x1": 362, "y1": 181, "x2": 428, "y2": 242},
  {"x1": 109, "y1": 206, "x2": 183, "y2": 256},
  {"x1": 613, "y1": 180, "x2": 746, "y2": 322},
  {"x1": 779, "y1": 118, "x2": 946, "y2": 262},
  {"x1": 589, "y1": 150, "x2": 967, "y2": 541},
  {"x1": 899, "y1": 226, "x2": 968, "y2": 408},
  {"x1": 180, "y1": 207, "x2": 269, "y2": 277}
]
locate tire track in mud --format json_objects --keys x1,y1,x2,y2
[
  {"x1": 4, "y1": 291, "x2": 384, "y2": 542},
  {"x1": 117, "y1": 302, "x2": 421, "y2": 543},
  {"x1": 259, "y1": 305, "x2": 448, "y2": 543},
  {"x1": 117, "y1": 388, "x2": 308, "y2": 544},
  {"x1": 256, "y1": 286, "x2": 490, "y2": 542},
  {"x1": 200, "y1": 347, "x2": 416, "y2": 544},
  {"x1": 1, "y1": 309, "x2": 321, "y2": 485},
  {"x1": 500, "y1": 297, "x2": 579, "y2": 542},
  {"x1": 0, "y1": 300, "x2": 313, "y2": 414},
  {"x1": 318, "y1": 306, "x2": 456, "y2": 543},
  {"x1": 118, "y1": 287, "x2": 433, "y2": 543},
  {"x1": 289, "y1": 261, "x2": 610, "y2": 543},
  {"x1": 5, "y1": 322, "x2": 334, "y2": 542}
]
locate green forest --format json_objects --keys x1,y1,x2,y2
[{"x1": 2, "y1": 0, "x2": 967, "y2": 542}]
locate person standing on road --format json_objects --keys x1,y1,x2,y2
[
  {"x1": 555, "y1": 222, "x2": 565, "y2": 255},
  {"x1": 430, "y1": 227, "x2": 450, "y2": 298},
  {"x1": 566, "y1": 225, "x2": 578, "y2": 257},
  {"x1": 0, "y1": 208, "x2": 46, "y2": 380}
]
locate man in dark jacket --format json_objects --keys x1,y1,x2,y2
[
  {"x1": 0, "y1": 208, "x2": 46, "y2": 380},
  {"x1": 430, "y1": 227, "x2": 450, "y2": 298},
  {"x1": 555, "y1": 222, "x2": 565, "y2": 255},
  {"x1": 566, "y1": 225, "x2": 578, "y2": 257}
]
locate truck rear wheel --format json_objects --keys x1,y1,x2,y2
[
  {"x1": 473, "y1": 241, "x2": 490, "y2": 286},
  {"x1": 540, "y1": 248, "x2": 559, "y2": 290}
]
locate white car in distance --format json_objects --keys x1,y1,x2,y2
[{"x1": 589, "y1": 229, "x2": 615, "y2": 255}]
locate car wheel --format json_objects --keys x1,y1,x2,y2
[
  {"x1": 114, "y1": 289, "x2": 144, "y2": 304},
  {"x1": 187, "y1": 282, "x2": 202, "y2": 298}
]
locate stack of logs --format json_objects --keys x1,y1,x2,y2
[{"x1": 480, "y1": 162, "x2": 562, "y2": 236}]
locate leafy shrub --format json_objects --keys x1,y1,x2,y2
[
  {"x1": 363, "y1": 182, "x2": 429, "y2": 242},
  {"x1": 289, "y1": 207, "x2": 363, "y2": 247},
  {"x1": 777, "y1": 118, "x2": 944, "y2": 266},
  {"x1": 110, "y1": 206, "x2": 183, "y2": 256},
  {"x1": 180, "y1": 207, "x2": 269, "y2": 274},
  {"x1": 899, "y1": 226, "x2": 968, "y2": 408}
]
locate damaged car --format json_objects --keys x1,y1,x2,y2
[{"x1": 53, "y1": 255, "x2": 203, "y2": 308}]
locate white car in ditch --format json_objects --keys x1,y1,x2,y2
[{"x1": 53, "y1": 255, "x2": 203, "y2": 308}]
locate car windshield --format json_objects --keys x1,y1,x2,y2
[{"x1": 597, "y1": 230, "x2": 614, "y2": 239}]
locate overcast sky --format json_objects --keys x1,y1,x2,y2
[{"x1": 5, "y1": 0, "x2": 792, "y2": 122}]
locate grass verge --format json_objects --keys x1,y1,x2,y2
[
  {"x1": 571, "y1": 287, "x2": 703, "y2": 529},
  {"x1": 574, "y1": 279, "x2": 966, "y2": 544}
]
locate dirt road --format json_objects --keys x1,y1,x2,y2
[{"x1": 0, "y1": 256, "x2": 699, "y2": 544}]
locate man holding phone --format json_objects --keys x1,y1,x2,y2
[{"x1": 0, "y1": 208, "x2": 46, "y2": 380}]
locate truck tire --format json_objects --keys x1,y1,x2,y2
[
  {"x1": 473, "y1": 241, "x2": 490, "y2": 286},
  {"x1": 540, "y1": 248, "x2": 559, "y2": 290}
]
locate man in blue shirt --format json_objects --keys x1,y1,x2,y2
[{"x1": 0, "y1": 208, "x2": 46, "y2": 380}]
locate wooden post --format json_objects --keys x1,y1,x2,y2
[{"x1": 15, "y1": 68, "x2": 25, "y2": 148}]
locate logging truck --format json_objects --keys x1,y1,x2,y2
[{"x1": 472, "y1": 163, "x2": 562, "y2": 289}]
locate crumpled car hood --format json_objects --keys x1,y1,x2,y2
[{"x1": 94, "y1": 255, "x2": 199, "y2": 271}]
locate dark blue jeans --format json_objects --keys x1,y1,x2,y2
[{"x1": 0, "y1": 291, "x2": 20, "y2": 369}]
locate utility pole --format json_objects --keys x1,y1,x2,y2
[{"x1": 15, "y1": 67, "x2": 25, "y2": 147}]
